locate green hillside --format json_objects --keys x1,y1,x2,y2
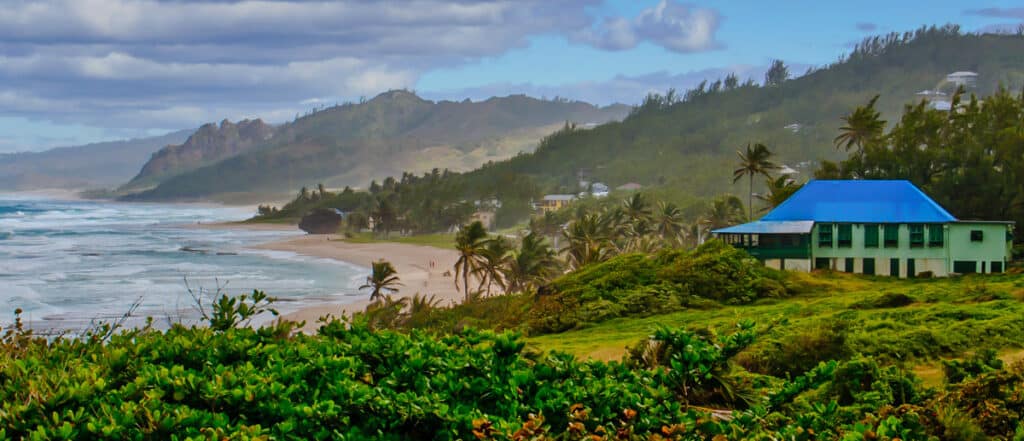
[
  {"x1": 126, "y1": 91, "x2": 628, "y2": 201},
  {"x1": 492, "y1": 27, "x2": 1024, "y2": 198},
  {"x1": 259, "y1": 27, "x2": 1024, "y2": 229}
]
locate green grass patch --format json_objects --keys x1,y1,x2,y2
[{"x1": 528, "y1": 273, "x2": 1024, "y2": 371}]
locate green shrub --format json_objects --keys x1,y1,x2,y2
[
  {"x1": 943, "y1": 348, "x2": 1004, "y2": 384},
  {"x1": 658, "y1": 240, "x2": 776, "y2": 304},
  {"x1": 527, "y1": 240, "x2": 786, "y2": 334},
  {"x1": 849, "y1": 292, "x2": 916, "y2": 309},
  {"x1": 738, "y1": 320, "x2": 851, "y2": 377}
]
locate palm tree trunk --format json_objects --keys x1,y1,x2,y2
[
  {"x1": 462, "y1": 265, "x2": 469, "y2": 303},
  {"x1": 748, "y1": 174, "x2": 754, "y2": 221}
]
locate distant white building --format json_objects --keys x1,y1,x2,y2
[
  {"x1": 591, "y1": 182, "x2": 610, "y2": 198},
  {"x1": 784, "y1": 123, "x2": 802, "y2": 133},
  {"x1": 946, "y1": 71, "x2": 978, "y2": 88},
  {"x1": 777, "y1": 165, "x2": 798, "y2": 175},
  {"x1": 930, "y1": 100, "x2": 953, "y2": 111}
]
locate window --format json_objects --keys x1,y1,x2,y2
[
  {"x1": 863, "y1": 258, "x2": 875, "y2": 275},
  {"x1": 884, "y1": 224, "x2": 899, "y2": 248},
  {"x1": 815, "y1": 258, "x2": 831, "y2": 270},
  {"x1": 953, "y1": 261, "x2": 977, "y2": 274},
  {"x1": 864, "y1": 224, "x2": 879, "y2": 248},
  {"x1": 928, "y1": 224, "x2": 944, "y2": 247},
  {"x1": 909, "y1": 224, "x2": 924, "y2": 248},
  {"x1": 837, "y1": 224, "x2": 853, "y2": 248},
  {"x1": 818, "y1": 223, "x2": 833, "y2": 247},
  {"x1": 992, "y1": 261, "x2": 1004, "y2": 273},
  {"x1": 844, "y1": 258, "x2": 854, "y2": 273},
  {"x1": 890, "y1": 258, "x2": 900, "y2": 277},
  {"x1": 971, "y1": 230, "x2": 984, "y2": 242}
]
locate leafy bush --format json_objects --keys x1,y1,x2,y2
[
  {"x1": 658, "y1": 240, "x2": 778, "y2": 304},
  {"x1": 849, "y1": 292, "x2": 916, "y2": 309},
  {"x1": 737, "y1": 320, "x2": 851, "y2": 377},
  {"x1": 527, "y1": 241, "x2": 784, "y2": 333},
  {"x1": 942, "y1": 348, "x2": 1004, "y2": 384}
]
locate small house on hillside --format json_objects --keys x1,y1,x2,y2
[
  {"x1": 536, "y1": 194, "x2": 576, "y2": 213},
  {"x1": 713, "y1": 180, "x2": 1012, "y2": 277},
  {"x1": 617, "y1": 182, "x2": 642, "y2": 192}
]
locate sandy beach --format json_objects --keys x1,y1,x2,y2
[{"x1": 251, "y1": 231, "x2": 462, "y2": 333}]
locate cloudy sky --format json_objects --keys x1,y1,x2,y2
[{"x1": 1, "y1": 0, "x2": 1023, "y2": 152}]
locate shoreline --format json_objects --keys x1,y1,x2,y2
[{"x1": 196, "y1": 222, "x2": 463, "y2": 333}]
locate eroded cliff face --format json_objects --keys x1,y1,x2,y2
[{"x1": 125, "y1": 119, "x2": 274, "y2": 188}]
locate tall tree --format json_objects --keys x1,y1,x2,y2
[
  {"x1": 733, "y1": 142, "x2": 778, "y2": 220},
  {"x1": 621, "y1": 192, "x2": 653, "y2": 225},
  {"x1": 764, "y1": 59, "x2": 789, "y2": 86},
  {"x1": 699, "y1": 195, "x2": 746, "y2": 241},
  {"x1": 475, "y1": 236, "x2": 512, "y2": 296},
  {"x1": 359, "y1": 260, "x2": 402, "y2": 302},
  {"x1": 453, "y1": 221, "x2": 489, "y2": 303},
  {"x1": 654, "y1": 201, "x2": 686, "y2": 245},
  {"x1": 758, "y1": 176, "x2": 803, "y2": 212},
  {"x1": 561, "y1": 212, "x2": 615, "y2": 270},
  {"x1": 503, "y1": 232, "x2": 560, "y2": 294},
  {"x1": 834, "y1": 94, "x2": 886, "y2": 153}
]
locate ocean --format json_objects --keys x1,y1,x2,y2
[{"x1": 0, "y1": 195, "x2": 364, "y2": 331}]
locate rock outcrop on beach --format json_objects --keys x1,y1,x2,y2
[{"x1": 298, "y1": 208, "x2": 342, "y2": 234}]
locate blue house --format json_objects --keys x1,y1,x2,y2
[{"x1": 713, "y1": 180, "x2": 1013, "y2": 277}]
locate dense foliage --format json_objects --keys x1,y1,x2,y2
[
  {"x1": 529, "y1": 241, "x2": 784, "y2": 333},
  {"x1": 251, "y1": 26, "x2": 1024, "y2": 231},
  {"x1": 819, "y1": 87, "x2": 1024, "y2": 233},
  {"x1": 5, "y1": 296, "x2": 1024, "y2": 439}
]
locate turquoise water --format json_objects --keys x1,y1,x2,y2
[{"x1": 0, "y1": 195, "x2": 364, "y2": 331}]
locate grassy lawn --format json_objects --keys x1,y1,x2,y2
[
  {"x1": 527, "y1": 272, "x2": 1024, "y2": 367},
  {"x1": 342, "y1": 231, "x2": 456, "y2": 249}
]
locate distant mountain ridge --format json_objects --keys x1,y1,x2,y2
[
  {"x1": 123, "y1": 119, "x2": 274, "y2": 191},
  {"x1": 124, "y1": 91, "x2": 630, "y2": 201},
  {"x1": 0, "y1": 130, "x2": 192, "y2": 191}
]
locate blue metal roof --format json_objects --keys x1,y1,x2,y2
[
  {"x1": 761, "y1": 180, "x2": 956, "y2": 223},
  {"x1": 714, "y1": 220, "x2": 814, "y2": 235}
]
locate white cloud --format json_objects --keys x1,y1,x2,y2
[
  {"x1": 573, "y1": 0, "x2": 723, "y2": 53},
  {"x1": 0, "y1": 0, "x2": 731, "y2": 149}
]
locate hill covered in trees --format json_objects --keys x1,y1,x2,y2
[
  {"x1": 258, "y1": 26, "x2": 1024, "y2": 230},
  {"x1": 124, "y1": 91, "x2": 629, "y2": 201}
]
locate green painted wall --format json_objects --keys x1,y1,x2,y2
[
  {"x1": 947, "y1": 223, "x2": 1013, "y2": 273},
  {"x1": 808, "y1": 222, "x2": 1011, "y2": 276}
]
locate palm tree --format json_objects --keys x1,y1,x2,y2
[
  {"x1": 561, "y1": 212, "x2": 615, "y2": 270},
  {"x1": 733, "y1": 142, "x2": 778, "y2": 220},
  {"x1": 834, "y1": 94, "x2": 885, "y2": 153},
  {"x1": 699, "y1": 196, "x2": 745, "y2": 242},
  {"x1": 360, "y1": 260, "x2": 402, "y2": 302},
  {"x1": 621, "y1": 193, "x2": 652, "y2": 225},
  {"x1": 503, "y1": 232, "x2": 561, "y2": 294},
  {"x1": 758, "y1": 176, "x2": 803, "y2": 212},
  {"x1": 475, "y1": 236, "x2": 512, "y2": 296},
  {"x1": 654, "y1": 201, "x2": 685, "y2": 245},
  {"x1": 529, "y1": 211, "x2": 563, "y2": 248},
  {"x1": 453, "y1": 221, "x2": 489, "y2": 303}
]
